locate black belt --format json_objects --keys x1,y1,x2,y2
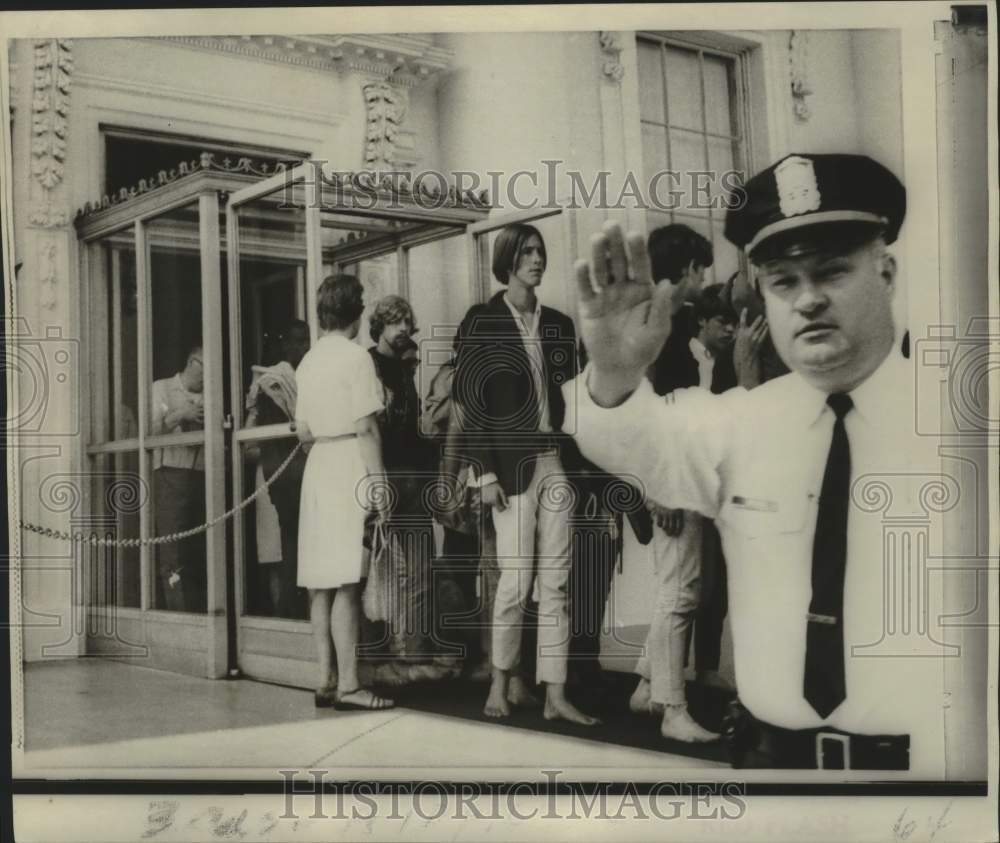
[{"x1": 723, "y1": 700, "x2": 909, "y2": 770}]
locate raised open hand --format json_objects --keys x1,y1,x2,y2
[{"x1": 575, "y1": 221, "x2": 677, "y2": 406}]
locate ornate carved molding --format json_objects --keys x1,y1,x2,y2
[
  {"x1": 788, "y1": 30, "x2": 813, "y2": 123},
  {"x1": 155, "y1": 34, "x2": 451, "y2": 87},
  {"x1": 76, "y1": 152, "x2": 300, "y2": 219},
  {"x1": 76, "y1": 153, "x2": 490, "y2": 222},
  {"x1": 31, "y1": 39, "x2": 73, "y2": 190},
  {"x1": 598, "y1": 31, "x2": 625, "y2": 83},
  {"x1": 37, "y1": 236, "x2": 59, "y2": 310},
  {"x1": 28, "y1": 200, "x2": 70, "y2": 229},
  {"x1": 363, "y1": 81, "x2": 409, "y2": 170}
]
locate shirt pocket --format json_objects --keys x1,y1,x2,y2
[{"x1": 718, "y1": 489, "x2": 811, "y2": 538}]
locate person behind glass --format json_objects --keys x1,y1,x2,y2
[
  {"x1": 150, "y1": 343, "x2": 207, "y2": 613},
  {"x1": 454, "y1": 223, "x2": 599, "y2": 726},
  {"x1": 294, "y1": 274, "x2": 393, "y2": 711},
  {"x1": 246, "y1": 319, "x2": 311, "y2": 619},
  {"x1": 367, "y1": 295, "x2": 439, "y2": 665}
]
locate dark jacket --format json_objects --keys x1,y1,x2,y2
[
  {"x1": 650, "y1": 312, "x2": 737, "y2": 397},
  {"x1": 453, "y1": 291, "x2": 579, "y2": 497}
]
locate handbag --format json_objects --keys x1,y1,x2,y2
[{"x1": 361, "y1": 517, "x2": 391, "y2": 622}]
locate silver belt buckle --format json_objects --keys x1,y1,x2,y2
[{"x1": 816, "y1": 731, "x2": 851, "y2": 770}]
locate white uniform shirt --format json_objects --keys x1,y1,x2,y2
[{"x1": 565, "y1": 351, "x2": 946, "y2": 776}]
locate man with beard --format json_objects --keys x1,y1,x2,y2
[{"x1": 367, "y1": 295, "x2": 445, "y2": 678}]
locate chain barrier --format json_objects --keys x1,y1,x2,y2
[{"x1": 19, "y1": 442, "x2": 304, "y2": 548}]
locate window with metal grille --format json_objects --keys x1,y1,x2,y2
[{"x1": 637, "y1": 34, "x2": 750, "y2": 286}]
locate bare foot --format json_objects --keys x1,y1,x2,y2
[
  {"x1": 660, "y1": 706, "x2": 719, "y2": 743},
  {"x1": 544, "y1": 687, "x2": 601, "y2": 726},
  {"x1": 628, "y1": 678, "x2": 664, "y2": 716},
  {"x1": 507, "y1": 675, "x2": 541, "y2": 708},
  {"x1": 484, "y1": 676, "x2": 511, "y2": 718}
]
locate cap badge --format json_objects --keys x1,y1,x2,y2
[{"x1": 775, "y1": 156, "x2": 822, "y2": 218}]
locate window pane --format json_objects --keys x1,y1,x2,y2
[
  {"x1": 89, "y1": 452, "x2": 144, "y2": 610},
  {"x1": 240, "y1": 438, "x2": 307, "y2": 620},
  {"x1": 144, "y1": 201, "x2": 207, "y2": 613},
  {"x1": 637, "y1": 40, "x2": 666, "y2": 123},
  {"x1": 708, "y1": 135, "x2": 737, "y2": 210},
  {"x1": 664, "y1": 46, "x2": 702, "y2": 131},
  {"x1": 711, "y1": 221, "x2": 741, "y2": 289},
  {"x1": 669, "y1": 131, "x2": 711, "y2": 217},
  {"x1": 406, "y1": 236, "x2": 470, "y2": 405},
  {"x1": 642, "y1": 123, "x2": 670, "y2": 180},
  {"x1": 704, "y1": 54, "x2": 737, "y2": 136},
  {"x1": 236, "y1": 188, "x2": 308, "y2": 403},
  {"x1": 91, "y1": 227, "x2": 139, "y2": 443},
  {"x1": 147, "y1": 201, "x2": 203, "y2": 425},
  {"x1": 320, "y1": 209, "x2": 401, "y2": 349}
]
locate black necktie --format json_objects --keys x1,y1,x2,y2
[{"x1": 804, "y1": 392, "x2": 853, "y2": 718}]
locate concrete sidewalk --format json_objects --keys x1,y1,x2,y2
[{"x1": 16, "y1": 660, "x2": 729, "y2": 779}]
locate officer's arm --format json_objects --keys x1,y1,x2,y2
[{"x1": 562, "y1": 370, "x2": 728, "y2": 519}]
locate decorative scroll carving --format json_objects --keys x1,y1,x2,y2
[
  {"x1": 38, "y1": 236, "x2": 59, "y2": 310},
  {"x1": 789, "y1": 30, "x2": 813, "y2": 123},
  {"x1": 28, "y1": 200, "x2": 70, "y2": 228},
  {"x1": 31, "y1": 39, "x2": 73, "y2": 190},
  {"x1": 363, "y1": 81, "x2": 409, "y2": 170},
  {"x1": 598, "y1": 31, "x2": 625, "y2": 83}
]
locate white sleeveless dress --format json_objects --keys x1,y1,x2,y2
[{"x1": 295, "y1": 333, "x2": 383, "y2": 588}]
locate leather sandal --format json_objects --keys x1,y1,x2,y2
[{"x1": 333, "y1": 688, "x2": 395, "y2": 711}]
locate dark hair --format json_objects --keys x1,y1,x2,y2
[
  {"x1": 369, "y1": 294, "x2": 417, "y2": 343},
  {"x1": 491, "y1": 224, "x2": 547, "y2": 284},
  {"x1": 284, "y1": 318, "x2": 310, "y2": 340},
  {"x1": 693, "y1": 283, "x2": 736, "y2": 324},
  {"x1": 317, "y1": 274, "x2": 364, "y2": 331},
  {"x1": 647, "y1": 224, "x2": 713, "y2": 283}
]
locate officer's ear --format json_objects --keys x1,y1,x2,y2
[{"x1": 878, "y1": 247, "x2": 897, "y2": 296}]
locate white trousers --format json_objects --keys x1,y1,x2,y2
[
  {"x1": 490, "y1": 452, "x2": 572, "y2": 685},
  {"x1": 635, "y1": 511, "x2": 702, "y2": 706}
]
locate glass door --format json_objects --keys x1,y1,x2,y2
[
  {"x1": 226, "y1": 164, "x2": 487, "y2": 688},
  {"x1": 80, "y1": 183, "x2": 227, "y2": 678}
]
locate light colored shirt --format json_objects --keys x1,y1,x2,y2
[
  {"x1": 150, "y1": 374, "x2": 204, "y2": 471},
  {"x1": 565, "y1": 351, "x2": 946, "y2": 776},
  {"x1": 689, "y1": 336, "x2": 714, "y2": 390},
  {"x1": 504, "y1": 292, "x2": 551, "y2": 432}
]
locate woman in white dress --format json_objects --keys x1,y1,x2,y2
[{"x1": 295, "y1": 274, "x2": 393, "y2": 711}]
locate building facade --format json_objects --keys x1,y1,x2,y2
[{"x1": 6, "y1": 22, "x2": 991, "y2": 778}]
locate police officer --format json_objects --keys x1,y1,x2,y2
[{"x1": 566, "y1": 154, "x2": 946, "y2": 773}]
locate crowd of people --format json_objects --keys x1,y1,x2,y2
[
  {"x1": 169, "y1": 149, "x2": 933, "y2": 770},
  {"x1": 236, "y1": 216, "x2": 769, "y2": 734}
]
